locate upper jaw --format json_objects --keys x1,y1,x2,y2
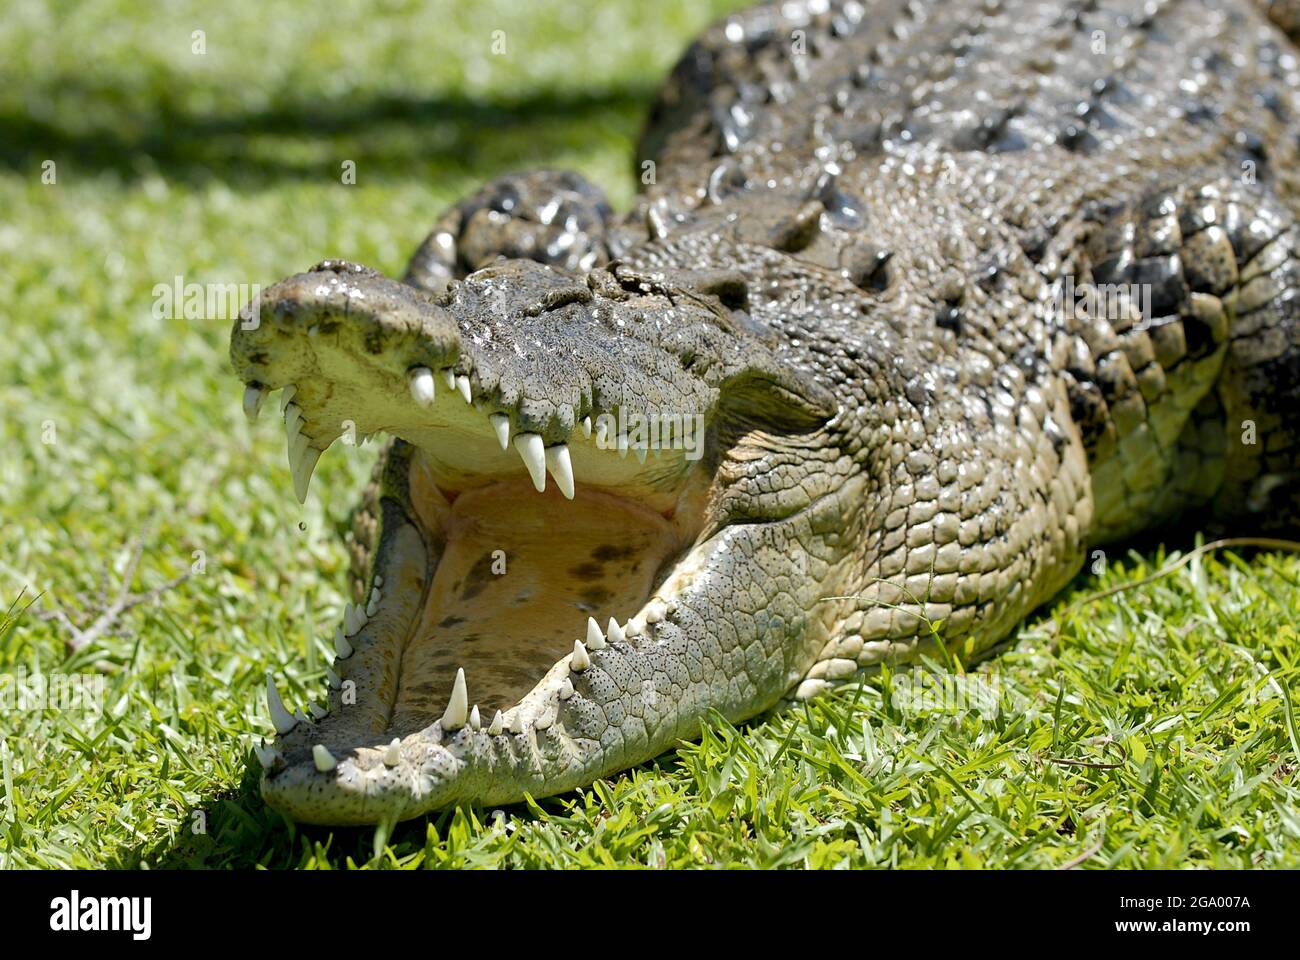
[
  {"x1": 231, "y1": 257, "x2": 836, "y2": 503},
  {"x1": 231, "y1": 258, "x2": 726, "y2": 502}
]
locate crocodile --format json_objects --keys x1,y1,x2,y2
[{"x1": 230, "y1": 0, "x2": 1300, "y2": 825}]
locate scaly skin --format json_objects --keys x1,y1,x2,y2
[{"x1": 231, "y1": 0, "x2": 1300, "y2": 824}]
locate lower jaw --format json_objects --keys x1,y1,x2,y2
[{"x1": 256, "y1": 442, "x2": 717, "y2": 821}]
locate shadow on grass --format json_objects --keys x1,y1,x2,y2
[
  {"x1": 107, "y1": 758, "x2": 291, "y2": 869},
  {"x1": 108, "y1": 753, "x2": 559, "y2": 869},
  {"x1": 107, "y1": 755, "x2": 426, "y2": 869},
  {"x1": 0, "y1": 76, "x2": 657, "y2": 186}
]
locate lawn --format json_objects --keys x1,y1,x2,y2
[{"x1": 1, "y1": 0, "x2": 1297, "y2": 869}]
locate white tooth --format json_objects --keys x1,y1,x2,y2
[
  {"x1": 309, "y1": 701, "x2": 329, "y2": 720},
  {"x1": 280, "y1": 385, "x2": 297, "y2": 413},
  {"x1": 595, "y1": 421, "x2": 609, "y2": 447},
  {"x1": 558, "y1": 678, "x2": 574, "y2": 700},
  {"x1": 625, "y1": 617, "x2": 645, "y2": 638},
  {"x1": 343, "y1": 602, "x2": 367, "y2": 637},
  {"x1": 513, "y1": 434, "x2": 546, "y2": 492},
  {"x1": 326, "y1": 668, "x2": 342, "y2": 689},
  {"x1": 488, "y1": 711, "x2": 504, "y2": 736},
  {"x1": 581, "y1": 416, "x2": 592, "y2": 438},
  {"x1": 253, "y1": 740, "x2": 278, "y2": 768},
  {"x1": 285, "y1": 402, "x2": 303, "y2": 431},
  {"x1": 383, "y1": 738, "x2": 401, "y2": 767},
  {"x1": 286, "y1": 446, "x2": 301, "y2": 496},
  {"x1": 441, "y1": 369, "x2": 456, "y2": 391},
  {"x1": 243, "y1": 384, "x2": 268, "y2": 422},
  {"x1": 490, "y1": 413, "x2": 511, "y2": 450},
  {"x1": 288, "y1": 443, "x2": 312, "y2": 505},
  {"x1": 646, "y1": 599, "x2": 667, "y2": 623},
  {"x1": 293, "y1": 446, "x2": 321, "y2": 504},
  {"x1": 265, "y1": 672, "x2": 296, "y2": 736},
  {"x1": 291, "y1": 427, "x2": 310, "y2": 461},
  {"x1": 294, "y1": 709, "x2": 311, "y2": 725},
  {"x1": 509, "y1": 712, "x2": 524, "y2": 735},
  {"x1": 312, "y1": 744, "x2": 338, "y2": 772},
  {"x1": 586, "y1": 617, "x2": 606, "y2": 650},
  {"x1": 374, "y1": 575, "x2": 383, "y2": 588},
  {"x1": 456, "y1": 375, "x2": 473, "y2": 404},
  {"x1": 408, "y1": 367, "x2": 436, "y2": 407},
  {"x1": 571, "y1": 639, "x2": 590, "y2": 671},
  {"x1": 440, "y1": 667, "x2": 468, "y2": 731},
  {"x1": 607, "y1": 619, "x2": 626, "y2": 644},
  {"x1": 334, "y1": 626, "x2": 353, "y2": 659},
  {"x1": 287, "y1": 434, "x2": 309, "y2": 481},
  {"x1": 545, "y1": 444, "x2": 575, "y2": 500},
  {"x1": 470, "y1": 705, "x2": 481, "y2": 730},
  {"x1": 366, "y1": 587, "x2": 381, "y2": 617}
]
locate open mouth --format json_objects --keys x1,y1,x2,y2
[
  {"x1": 228, "y1": 259, "x2": 836, "y2": 821},
  {"x1": 244, "y1": 357, "x2": 715, "y2": 799}
]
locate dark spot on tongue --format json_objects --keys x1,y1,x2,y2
[
  {"x1": 569, "y1": 561, "x2": 605, "y2": 581},
  {"x1": 458, "y1": 551, "x2": 497, "y2": 600},
  {"x1": 592, "y1": 543, "x2": 636, "y2": 562}
]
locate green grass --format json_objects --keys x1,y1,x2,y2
[{"x1": 1, "y1": 0, "x2": 1298, "y2": 869}]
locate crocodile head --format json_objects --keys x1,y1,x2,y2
[{"x1": 230, "y1": 258, "x2": 840, "y2": 824}]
